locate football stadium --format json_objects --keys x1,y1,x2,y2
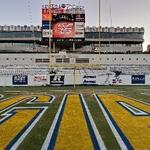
[{"x1": 0, "y1": 2, "x2": 150, "y2": 150}]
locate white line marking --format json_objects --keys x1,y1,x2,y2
[
  {"x1": 41, "y1": 94, "x2": 67, "y2": 150},
  {"x1": 80, "y1": 94, "x2": 107, "y2": 150},
  {"x1": 94, "y1": 94, "x2": 128, "y2": 150},
  {"x1": 0, "y1": 94, "x2": 4, "y2": 99},
  {"x1": 119, "y1": 94, "x2": 150, "y2": 106},
  {"x1": 0, "y1": 97, "x2": 29, "y2": 114},
  {"x1": 26, "y1": 95, "x2": 56, "y2": 104}
]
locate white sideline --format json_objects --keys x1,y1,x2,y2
[
  {"x1": 94, "y1": 94, "x2": 128, "y2": 150},
  {"x1": 41, "y1": 94, "x2": 67, "y2": 150},
  {"x1": 80, "y1": 94, "x2": 107, "y2": 150}
]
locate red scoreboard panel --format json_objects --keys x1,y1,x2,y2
[{"x1": 53, "y1": 22, "x2": 75, "y2": 38}]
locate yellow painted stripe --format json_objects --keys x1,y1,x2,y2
[
  {"x1": 0, "y1": 109, "x2": 39, "y2": 149},
  {"x1": 35, "y1": 96, "x2": 51, "y2": 102},
  {"x1": 55, "y1": 95, "x2": 93, "y2": 150},
  {"x1": 99, "y1": 94, "x2": 150, "y2": 150},
  {"x1": 0, "y1": 96, "x2": 27, "y2": 111}
]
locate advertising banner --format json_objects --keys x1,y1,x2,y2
[
  {"x1": 12, "y1": 75, "x2": 28, "y2": 85},
  {"x1": 49, "y1": 4, "x2": 85, "y2": 14},
  {"x1": 52, "y1": 14, "x2": 75, "y2": 22},
  {"x1": 74, "y1": 22, "x2": 84, "y2": 38},
  {"x1": 34, "y1": 75, "x2": 47, "y2": 82},
  {"x1": 83, "y1": 76, "x2": 96, "y2": 85},
  {"x1": 42, "y1": 21, "x2": 49, "y2": 29},
  {"x1": 52, "y1": 22, "x2": 75, "y2": 38},
  {"x1": 74, "y1": 14, "x2": 85, "y2": 22},
  {"x1": 50, "y1": 75, "x2": 64, "y2": 85},
  {"x1": 131, "y1": 75, "x2": 145, "y2": 84},
  {"x1": 42, "y1": 29, "x2": 52, "y2": 38},
  {"x1": 42, "y1": 8, "x2": 52, "y2": 21}
]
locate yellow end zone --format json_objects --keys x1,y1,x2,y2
[{"x1": 98, "y1": 94, "x2": 150, "y2": 150}]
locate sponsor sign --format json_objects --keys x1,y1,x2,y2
[
  {"x1": 42, "y1": 8, "x2": 52, "y2": 21},
  {"x1": 42, "y1": 21, "x2": 49, "y2": 29},
  {"x1": 74, "y1": 14, "x2": 85, "y2": 22},
  {"x1": 50, "y1": 75, "x2": 64, "y2": 85},
  {"x1": 83, "y1": 76, "x2": 96, "y2": 84},
  {"x1": 112, "y1": 76, "x2": 122, "y2": 84},
  {"x1": 34, "y1": 75, "x2": 47, "y2": 82},
  {"x1": 74, "y1": 22, "x2": 84, "y2": 38},
  {"x1": 131, "y1": 75, "x2": 145, "y2": 84},
  {"x1": 42, "y1": 29, "x2": 52, "y2": 38},
  {"x1": 12, "y1": 75, "x2": 28, "y2": 85},
  {"x1": 52, "y1": 14, "x2": 75, "y2": 22}
]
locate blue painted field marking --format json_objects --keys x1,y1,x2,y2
[
  {"x1": 41, "y1": 94, "x2": 67, "y2": 150},
  {"x1": 80, "y1": 94, "x2": 107, "y2": 150}
]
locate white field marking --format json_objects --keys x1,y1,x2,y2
[
  {"x1": 0, "y1": 96, "x2": 16, "y2": 102},
  {"x1": 118, "y1": 93, "x2": 150, "y2": 106},
  {"x1": 141, "y1": 92, "x2": 150, "y2": 96},
  {"x1": 8, "y1": 106, "x2": 48, "y2": 150},
  {"x1": 93, "y1": 94, "x2": 128, "y2": 150},
  {"x1": 0, "y1": 97, "x2": 30, "y2": 114},
  {"x1": 80, "y1": 94, "x2": 107, "y2": 150},
  {"x1": 118, "y1": 101, "x2": 149, "y2": 116},
  {"x1": 49, "y1": 95, "x2": 55, "y2": 104},
  {"x1": 0, "y1": 94, "x2": 4, "y2": 99},
  {"x1": 41, "y1": 94, "x2": 67, "y2": 150},
  {"x1": 26, "y1": 95, "x2": 56, "y2": 104}
]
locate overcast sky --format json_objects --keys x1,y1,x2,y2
[{"x1": 0, "y1": 0, "x2": 149, "y2": 50}]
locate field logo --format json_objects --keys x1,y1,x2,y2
[
  {"x1": 50, "y1": 75, "x2": 64, "y2": 85},
  {"x1": 12, "y1": 75, "x2": 28, "y2": 85}
]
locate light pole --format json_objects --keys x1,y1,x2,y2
[
  {"x1": 98, "y1": 0, "x2": 101, "y2": 52},
  {"x1": 48, "y1": 0, "x2": 51, "y2": 68}
]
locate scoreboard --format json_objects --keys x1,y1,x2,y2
[{"x1": 42, "y1": 4, "x2": 85, "y2": 40}]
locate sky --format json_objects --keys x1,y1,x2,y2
[{"x1": 0, "y1": 0, "x2": 149, "y2": 51}]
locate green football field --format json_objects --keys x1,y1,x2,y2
[{"x1": 0, "y1": 86, "x2": 150, "y2": 150}]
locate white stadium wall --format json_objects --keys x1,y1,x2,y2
[{"x1": 0, "y1": 53, "x2": 150, "y2": 86}]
